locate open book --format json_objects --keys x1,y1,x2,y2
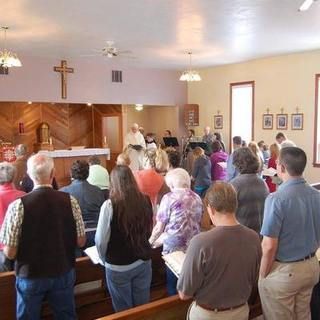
[
  {"x1": 84, "y1": 246, "x2": 104, "y2": 266},
  {"x1": 262, "y1": 167, "x2": 277, "y2": 177},
  {"x1": 162, "y1": 251, "x2": 186, "y2": 278}
]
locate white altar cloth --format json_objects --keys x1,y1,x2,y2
[{"x1": 38, "y1": 148, "x2": 110, "y2": 159}]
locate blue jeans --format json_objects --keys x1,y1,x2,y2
[
  {"x1": 105, "y1": 260, "x2": 152, "y2": 312},
  {"x1": 16, "y1": 269, "x2": 76, "y2": 320},
  {"x1": 166, "y1": 266, "x2": 178, "y2": 296}
]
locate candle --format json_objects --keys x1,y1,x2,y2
[
  {"x1": 103, "y1": 136, "x2": 107, "y2": 144},
  {"x1": 49, "y1": 137, "x2": 53, "y2": 145}
]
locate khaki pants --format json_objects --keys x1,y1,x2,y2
[
  {"x1": 187, "y1": 301, "x2": 249, "y2": 320},
  {"x1": 258, "y1": 256, "x2": 320, "y2": 320}
]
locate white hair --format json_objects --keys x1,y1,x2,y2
[
  {"x1": 132, "y1": 123, "x2": 139, "y2": 129},
  {"x1": 27, "y1": 154, "x2": 54, "y2": 182},
  {"x1": 0, "y1": 162, "x2": 16, "y2": 184},
  {"x1": 165, "y1": 168, "x2": 191, "y2": 190}
]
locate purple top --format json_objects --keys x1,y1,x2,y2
[
  {"x1": 157, "y1": 189, "x2": 203, "y2": 254},
  {"x1": 210, "y1": 151, "x2": 228, "y2": 181}
]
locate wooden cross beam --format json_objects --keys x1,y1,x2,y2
[{"x1": 53, "y1": 60, "x2": 74, "y2": 99}]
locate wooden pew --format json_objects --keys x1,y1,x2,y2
[
  {"x1": 0, "y1": 247, "x2": 166, "y2": 320},
  {"x1": 97, "y1": 294, "x2": 262, "y2": 320}
]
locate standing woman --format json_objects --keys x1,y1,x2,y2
[
  {"x1": 265, "y1": 143, "x2": 280, "y2": 192},
  {"x1": 95, "y1": 165, "x2": 153, "y2": 312},
  {"x1": 192, "y1": 147, "x2": 212, "y2": 198}
]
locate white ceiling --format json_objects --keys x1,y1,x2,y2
[{"x1": 2, "y1": 0, "x2": 320, "y2": 70}]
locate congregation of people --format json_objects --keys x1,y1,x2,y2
[{"x1": 0, "y1": 124, "x2": 320, "y2": 320}]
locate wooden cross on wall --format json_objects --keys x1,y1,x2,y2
[{"x1": 53, "y1": 60, "x2": 74, "y2": 99}]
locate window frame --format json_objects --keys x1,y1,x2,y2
[
  {"x1": 229, "y1": 81, "x2": 255, "y2": 153},
  {"x1": 313, "y1": 74, "x2": 320, "y2": 167}
]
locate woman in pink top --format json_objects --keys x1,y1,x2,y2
[
  {"x1": 134, "y1": 148, "x2": 169, "y2": 211},
  {"x1": 210, "y1": 140, "x2": 228, "y2": 182},
  {"x1": 0, "y1": 162, "x2": 26, "y2": 271}
]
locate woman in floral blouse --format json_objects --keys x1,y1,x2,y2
[{"x1": 149, "y1": 168, "x2": 203, "y2": 296}]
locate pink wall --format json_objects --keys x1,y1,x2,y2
[{"x1": 0, "y1": 55, "x2": 187, "y2": 106}]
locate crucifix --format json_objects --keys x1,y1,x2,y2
[{"x1": 53, "y1": 60, "x2": 74, "y2": 99}]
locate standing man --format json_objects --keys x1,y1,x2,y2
[
  {"x1": 259, "y1": 147, "x2": 320, "y2": 320},
  {"x1": 226, "y1": 136, "x2": 242, "y2": 181},
  {"x1": 202, "y1": 126, "x2": 215, "y2": 155},
  {"x1": 12, "y1": 144, "x2": 28, "y2": 190},
  {"x1": 124, "y1": 123, "x2": 146, "y2": 149},
  {"x1": 0, "y1": 154, "x2": 86, "y2": 319},
  {"x1": 275, "y1": 132, "x2": 296, "y2": 148},
  {"x1": 177, "y1": 182, "x2": 261, "y2": 320}
]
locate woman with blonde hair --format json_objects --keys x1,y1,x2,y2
[
  {"x1": 135, "y1": 148, "x2": 169, "y2": 210},
  {"x1": 265, "y1": 143, "x2": 280, "y2": 192},
  {"x1": 248, "y1": 141, "x2": 264, "y2": 174}
]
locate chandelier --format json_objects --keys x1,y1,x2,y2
[
  {"x1": 0, "y1": 27, "x2": 22, "y2": 68},
  {"x1": 179, "y1": 52, "x2": 201, "y2": 82}
]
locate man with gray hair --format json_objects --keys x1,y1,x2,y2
[
  {"x1": 13, "y1": 144, "x2": 28, "y2": 190},
  {"x1": 124, "y1": 123, "x2": 146, "y2": 149},
  {"x1": 0, "y1": 154, "x2": 86, "y2": 319},
  {"x1": 0, "y1": 162, "x2": 25, "y2": 272}
]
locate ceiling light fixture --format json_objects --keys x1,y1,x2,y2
[
  {"x1": 179, "y1": 52, "x2": 201, "y2": 82},
  {"x1": 299, "y1": 0, "x2": 317, "y2": 11},
  {"x1": 0, "y1": 27, "x2": 22, "y2": 68},
  {"x1": 135, "y1": 104, "x2": 143, "y2": 111}
]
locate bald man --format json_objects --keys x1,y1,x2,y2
[{"x1": 124, "y1": 123, "x2": 146, "y2": 149}]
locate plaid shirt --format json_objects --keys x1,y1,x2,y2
[{"x1": 0, "y1": 195, "x2": 85, "y2": 248}]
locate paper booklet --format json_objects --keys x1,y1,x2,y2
[
  {"x1": 262, "y1": 167, "x2": 277, "y2": 177},
  {"x1": 84, "y1": 246, "x2": 104, "y2": 266},
  {"x1": 162, "y1": 251, "x2": 186, "y2": 278}
]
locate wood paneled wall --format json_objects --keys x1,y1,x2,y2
[{"x1": 0, "y1": 102, "x2": 122, "y2": 154}]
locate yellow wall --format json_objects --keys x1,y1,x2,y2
[
  {"x1": 125, "y1": 105, "x2": 180, "y2": 144},
  {"x1": 188, "y1": 50, "x2": 320, "y2": 183}
]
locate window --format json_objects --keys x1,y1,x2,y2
[
  {"x1": 230, "y1": 81, "x2": 255, "y2": 151},
  {"x1": 313, "y1": 74, "x2": 320, "y2": 166}
]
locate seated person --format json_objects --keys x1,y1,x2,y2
[
  {"x1": 0, "y1": 162, "x2": 26, "y2": 272},
  {"x1": 177, "y1": 182, "x2": 261, "y2": 320},
  {"x1": 87, "y1": 155, "x2": 110, "y2": 199},
  {"x1": 149, "y1": 168, "x2": 203, "y2": 296},
  {"x1": 60, "y1": 160, "x2": 105, "y2": 247}
]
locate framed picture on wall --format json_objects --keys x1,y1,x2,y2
[
  {"x1": 214, "y1": 115, "x2": 223, "y2": 129},
  {"x1": 291, "y1": 113, "x2": 303, "y2": 130},
  {"x1": 276, "y1": 114, "x2": 288, "y2": 130},
  {"x1": 262, "y1": 114, "x2": 273, "y2": 130}
]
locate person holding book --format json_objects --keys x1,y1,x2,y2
[
  {"x1": 149, "y1": 168, "x2": 203, "y2": 296},
  {"x1": 95, "y1": 165, "x2": 153, "y2": 312},
  {"x1": 177, "y1": 182, "x2": 261, "y2": 320},
  {"x1": 265, "y1": 143, "x2": 280, "y2": 192}
]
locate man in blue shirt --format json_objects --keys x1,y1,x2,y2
[
  {"x1": 259, "y1": 147, "x2": 320, "y2": 320},
  {"x1": 226, "y1": 136, "x2": 241, "y2": 181}
]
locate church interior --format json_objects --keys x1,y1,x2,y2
[{"x1": 1, "y1": 1, "x2": 320, "y2": 319}]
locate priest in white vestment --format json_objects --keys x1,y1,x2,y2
[{"x1": 124, "y1": 123, "x2": 146, "y2": 149}]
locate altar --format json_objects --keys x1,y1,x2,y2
[{"x1": 38, "y1": 148, "x2": 110, "y2": 187}]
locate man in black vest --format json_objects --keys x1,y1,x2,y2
[{"x1": 0, "y1": 154, "x2": 86, "y2": 320}]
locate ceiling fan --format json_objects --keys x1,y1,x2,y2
[{"x1": 83, "y1": 41, "x2": 132, "y2": 58}]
